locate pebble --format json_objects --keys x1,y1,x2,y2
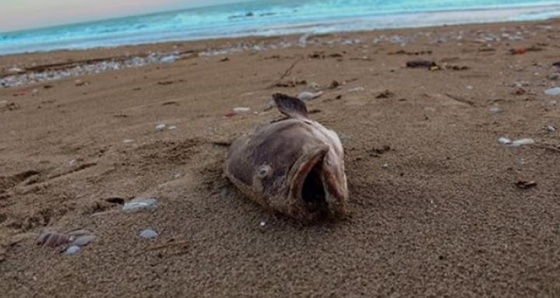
[
  {"x1": 168, "y1": 125, "x2": 177, "y2": 130},
  {"x1": 155, "y1": 124, "x2": 167, "y2": 131},
  {"x1": 140, "y1": 229, "x2": 158, "y2": 239},
  {"x1": 123, "y1": 139, "x2": 135, "y2": 143},
  {"x1": 382, "y1": 163, "x2": 389, "y2": 169},
  {"x1": 546, "y1": 125, "x2": 556, "y2": 132},
  {"x1": 122, "y1": 197, "x2": 158, "y2": 212},
  {"x1": 545, "y1": 87, "x2": 560, "y2": 96},
  {"x1": 297, "y1": 91, "x2": 323, "y2": 101},
  {"x1": 66, "y1": 245, "x2": 81, "y2": 255}
]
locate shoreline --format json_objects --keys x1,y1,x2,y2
[
  {"x1": 2, "y1": 17, "x2": 559, "y2": 88},
  {"x1": 1, "y1": 4, "x2": 560, "y2": 57}
]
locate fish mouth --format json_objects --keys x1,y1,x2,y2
[{"x1": 291, "y1": 148, "x2": 330, "y2": 216}]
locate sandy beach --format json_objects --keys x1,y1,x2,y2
[{"x1": 1, "y1": 18, "x2": 560, "y2": 297}]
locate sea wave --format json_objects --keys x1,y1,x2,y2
[{"x1": 1, "y1": 0, "x2": 559, "y2": 56}]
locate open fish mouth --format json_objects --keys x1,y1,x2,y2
[{"x1": 291, "y1": 148, "x2": 330, "y2": 215}]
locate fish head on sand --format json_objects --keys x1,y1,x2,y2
[{"x1": 224, "y1": 93, "x2": 348, "y2": 223}]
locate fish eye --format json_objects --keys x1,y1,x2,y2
[{"x1": 257, "y1": 165, "x2": 271, "y2": 178}]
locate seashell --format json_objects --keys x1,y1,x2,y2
[
  {"x1": 140, "y1": 229, "x2": 158, "y2": 239},
  {"x1": 70, "y1": 235, "x2": 96, "y2": 247},
  {"x1": 66, "y1": 245, "x2": 81, "y2": 255},
  {"x1": 37, "y1": 232, "x2": 70, "y2": 248},
  {"x1": 123, "y1": 197, "x2": 158, "y2": 212}
]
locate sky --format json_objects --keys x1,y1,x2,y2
[{"x1": 0, "y1": 0, "x2": 244, "y2": 32}]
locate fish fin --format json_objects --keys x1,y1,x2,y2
[{"x1": 272, "y1": 93, "x2": 308, "y2": 119}]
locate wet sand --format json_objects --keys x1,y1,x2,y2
[{"x1": 1, "y1": 19, "x2": 560, "y2": 297}]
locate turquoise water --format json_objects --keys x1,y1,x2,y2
[{"x1": 1, "y1": 0, "x2": 560, "y2": 56}]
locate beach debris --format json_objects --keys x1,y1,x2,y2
[
  {"x1": 65, "y1": 245, "x2": 81, "y2": 255},
  {"x1": 122, "y1": 197, "x2": 158, "y2": 212},
  {"x1": 274, "y1": 79, "x2": 306, "y2": 88},
  {"x1": 299, "y1": 32, "x2": 313, "y2": 47},
  {"x1": 37, "y1": 232, "x2": 71, "y2": 248},
  {"x1": 8, "y1": 67, "x2": 24, "y2": 73},
  {"x1": 224, "y1": 93, "x2": 349, "y2": 223},
  {"x1": 516, "y1": 180, "x2": 537, "y2": 189},
  {"x1": 348, "y1": 87, "x2": 365, "y2": 92},
  {"x1": 514, "y1": 86, "x2": 527, "y2": 95},
  {"x1": 155, "y1": 123, "x2": 167, "y2": 131},
  {"x1": 105, "y1": 197, "x2": 126, "y2": 205},
  {"x1": 509, "y1": 138, "x2": 535, "y2": 147},
  {"x1": 375, "y1": 90, "x2": 395, "y2": 99},
  {"x1": 224, "y1": 110, "x2": 237, "y2": 118},
  {"x1": 233, "y1": 107, "x2": 251, "y2": 113},
  {"x1": 388, "y1": 50, "x2": 432, "y2": 55},
  {"x1": 0, "y1": 101, "x2": 20, "y2": 112},
  {"x1": 329, "y1": 80, "x2": 340, "y2": 89},
  {"x1": 140, "y1": 229, "x2": 158, "y2": 239},
  {"x1": 509, "y1": 46, "x2": 543, "y2": 55},
  {"x1": 406, "y1": 60, "x2": 436, "y2": 68},
  {"x1": 297, "y1": 91, "x2": 323, "y2": 101},
  {"x1": 548, "y1": 73, "x2": 559, "y2": 81},
  {"x1": 544, "y1": 87, "x2": 560, "y2": 96},
  {"x1": 37, "y1": 229, "x2": 95, "y2": 249}
]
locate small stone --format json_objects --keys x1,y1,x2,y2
[
  {"x1": 140, "y1": 229, "x2": 158, "y2": 239},
  {"x1": 546, "y1": 125, "x2": 556, "y2": 132},
  {"x1": 123, "y1": 197, "x2": 158, "y2": 212},
  {"x1": 155, "y1": 124, "x2": 167, "y2": 131},
  {"x1": 466, "y1": 85, "x2": 473, "y2": 90},
  {"x1": 545, "y1": 87, "x2": 560, "y2": 96},
  {"x1": 168, "y1": 125, "x2": 177, "y2": 130},
  {"x1": 382, "y1": 163, "x2": 389, "y2": 169},
  {"x1": 66, "y1": 245, "x2": 81, "y2": 255},
  {"x1": 260, "y1": 221, "x2": 266, "y2": 228},
  {"x1": 123, "y1": 139, "x2": 135, "y2": 143}
]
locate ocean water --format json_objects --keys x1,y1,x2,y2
[{"x1": 1, "y1": 0, "x2": 560, "y2": 56}]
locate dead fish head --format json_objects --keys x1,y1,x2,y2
[
  {"x1": 225, "y1": 93, "x2": 349, "y2": 223},
  {"x1": 289, "y1": 142, "x2": 348, "y2": 219}
]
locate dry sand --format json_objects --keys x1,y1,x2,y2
[{"x1": 1, "y1": 19, "x2": 560, "y2": 297}]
